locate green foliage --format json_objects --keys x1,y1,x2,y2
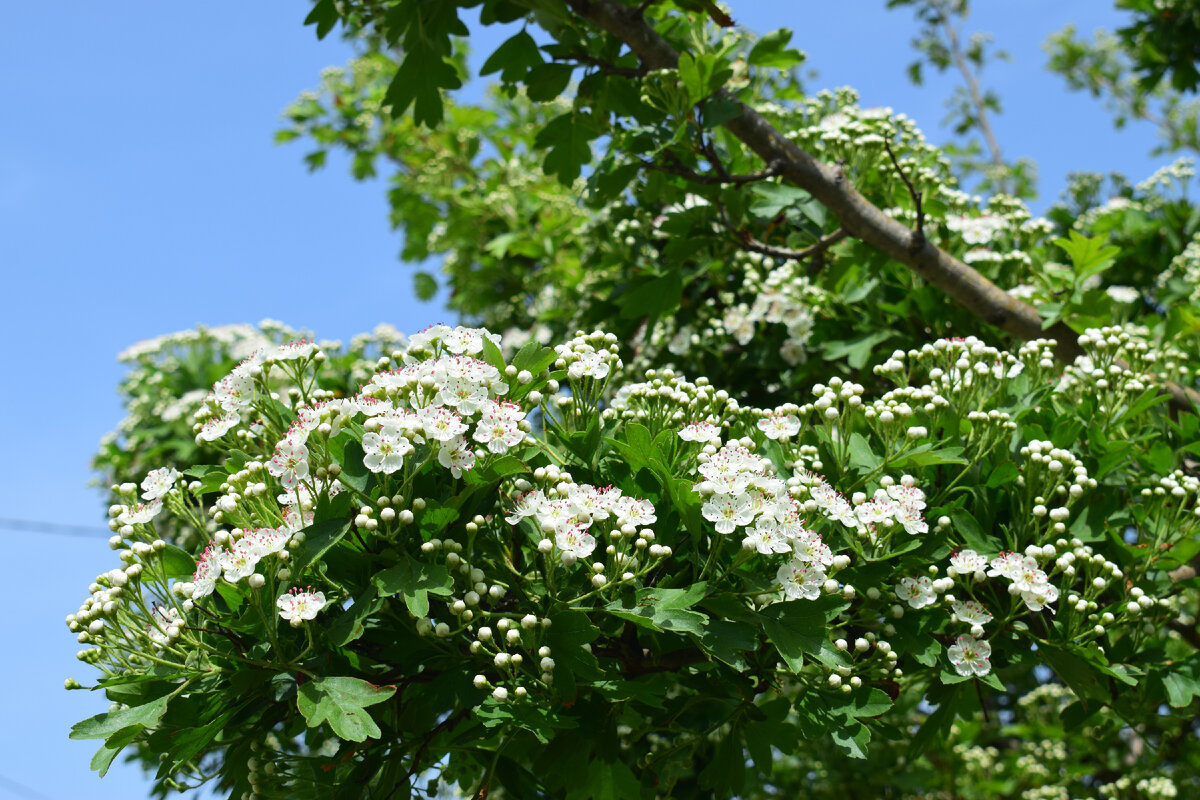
[{"x1": 73, "y1": 1, "x2": 1200, "y2": 798}]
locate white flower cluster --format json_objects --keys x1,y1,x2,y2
[
  {"x1": 1019, "y1": 440, "x2": 1095, "y2": 527},
  {"x1": 506, "y1": 476, "x2": 662, "y2": 575},
  {"x1": 554, "y1": 330, "x2": 622, "y2": 382},
  {"x1": 606, "y1": 369, "x2": 741, "y2": 430}
]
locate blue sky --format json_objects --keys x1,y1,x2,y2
[{"x1": 0, "y1": 2, "x2": 1169, "y2": 797}]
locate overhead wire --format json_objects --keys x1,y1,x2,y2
[{"x1": 0, "y1": 517, "x2": 111, "y2": 539}]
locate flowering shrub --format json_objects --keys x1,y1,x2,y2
[{"x1": 68, "y1": 321, "x2": 1200, "y2": 797}]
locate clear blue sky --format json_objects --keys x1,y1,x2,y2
[{"x1": 0, "y1": 2, "x2": 1167, "y2": 798}]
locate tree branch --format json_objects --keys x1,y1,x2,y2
[
  {"x1": 553, "y1": 52, "x2": 645, "y2": 77},
  {"x1": 715, "y1": 198, "x2": 849, "y2": 261},
  {"x1": 934, "y1": 1, "x2": 1009, "y2": 186},
  {"x1": 561, "y1": 0, "x2": 1200, "y2": 413}
]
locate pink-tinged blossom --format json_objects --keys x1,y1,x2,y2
[
  {"x1": 612, "y1": 496, "x2": 656, "y2": 527},
  {"x1": 987, "y1": 552, "x2": 1023, "y2": 580},
  {"x1": 277, "y1": 587, "x2": 327, "y2": 625},
  {"x1": 123, "y1": 500, "x2": 164, "y2": 525},
  {"x1": 198, "y1": 413, "x2": 241, "y2": 442},
  {"x1": 282, "y1": 506, "x2": 314, "y2": 533},
  {"x1": 555, "y1": 525, "x2": 597, "y2": 561},
  {"x1": 951, "y1": 599, "x2": 993, "y2": 626},
  {"x1": 778, "y1": 560, "x2": 825, "y2": 600},
  {"x1": 213, "y1": 372, "x2": 255, "y2": 413},
  {"x1": 272, "y1": 340, "x2": 317, "y2": 362},
  {"x1": 745, "y1": 519, "x2": 792, "y2": 555},
  {"x1": 791, "y1": 530, "x2": 834, "y2": 566},
  {"x1": 896, "y1": 575, "x2": 937, "y2": 609},
  {"x1": 362, "y1": 431, "x2": 414, "y2": 475},
  {"x1": 473, "y1": 401, "x2": 525, "y2": 454},
  {"x1": 679, "y1": 421, "x2": 721, "y2": 443},
  {"x1": 567, "y1": 485, "x2": 611, "y2": 522},
  {"x1": 505, "y1": 490, "x2": 547, "y2": 525},
  {"x1": 567, "y1": 351, "x2": 610, "y2": 380},
  {"x1": 1021, "y1": 583, "x2": 1059, "y2": 613},
  {"x1": 950, "y1": 549, "x2": 988, "y2": 575},
  {"x1": 809, "y1": 481, "x2": 858, "y2": 528},
  {"x1": 191, "y1": 545, "x2": 222, "y2": 599},
  {"x1": 702, "y1": 493, "x2": 755, "y2": 534},
  {"x1": 356, "y1": 396, "x2": 394, "y2": 417},
  {"x1": 886, "y1": 483, "x2": 926, "y2": 510},
  {"x1": 438, "y1": 437, "x2": 476, "y2": 478},
  {"x1": 437, "y1": 377, "x2": 489, "y2": 415},
  {"x1": 141, "y1": 467, "x2": 180, "y2": 501},
  {"x1": 219, "y1": 538, "x2": 261, "y2": 582},
  {"x1": 268, "y1": 439, "x2": 311, "y2": 490},
  {"x1": 894, "y1": 503, "x2": 928, "y2": 535},
  {"x1": 757, "y1": 414, "x2": 801, "y2": 440},
  {"x1": 948, "y1": 634, "x2": 992, "y2": 677},
  {"x1": 418, "y1": 406, "x2": 468, "y2": 442},
  {"x1": 244, "y1": 527, "x2": 290, "y2": 558}
]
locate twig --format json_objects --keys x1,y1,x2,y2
[
  {"x1": 933, "y1": 0, "x2": 1009, "y2": 189},
  {"x1": 715, "y1": 199, "x2": 848, "y2": 261},
  {"x1": 393, "y1": 709, "x2": 470, "y2": 798},
  {"x1": 640, "y1": 157, "x2": 781, "y2": 185},
  {"x1": 883, "y1": 135, "x2": 925, "y2": 250},
  {"x1": 553, "y1": 53, "x2": 645, "y2": 78}
]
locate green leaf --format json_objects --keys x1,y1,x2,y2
[
  {"x1": 159, "y1": 544, "x2": 196, "y2": 579},
  {"x1": 545, "y1": 609, "x2": 603, "y2": 701},
  {"x1": 413, "y1": 271, "x2": 439, "y2": 301},
  {"x1": 296, "y1": 677, "x2": 396, "y2": 742},
  {"x1": 986, "y1": 460, "x2": 1020, "y2": 488},
  {"x1": 848, "y1": 433, "x2": 881, "y2": 472},
  {"x1": 90, "y1": 724, "x2": 143, "y2": 776},
  {"x1": 606, "y1": 583, "x2": 708, "y2": 635},
  {"x1": 336, "y1": 439, "x2": 371, "y2": 494},
  {"x1": 372, "y1": 554, "x2": 454, "y2": 618},
  {"x1": 71, "y1": 695, "x2": 170, "y2": 740},
  {"x1": 750, "y1": 182, "x2": 813, "y2": 219},
  {"x1": 480, "y1": 30, "x2": 544, "y2": 83},
  {"x1": 894, "y1": 445, "x2": 967, "y2": 468},
  {"x1": 952, "y1": 509, "x2": 1000, "y2": 553},
  {"x1": 831, "y1": 721, "x2": 871, "y2": 759},
  {"x1": 535, "y1": 112, "x2": 601, "y2": 183},
  {"x1": 829, "y1": 687, "x2": 893, "y2": 718},
  {"x1": 747, "y1": 28, "x2": 806, "y2": 69},
  {"x1": 1053, "y1": 231, "x2": 1120, "y2": 284},
  {"x1": 290, "y1": 518, "x2": 352, "y2": 574},
  {"x1": 481, "y1": 335, "x2": 507, "y2": 374},
  {"x1": 1163, "y1": 671, "x2": 1200, "y2": 708},
  {"x1": 618, "y1": 270, "x2": 683, "y2": 320},
  {"x1": 512, "y1": 341, "x2": 557, "y2": 377},
  {"x1": 760, "y1": 598, "x2": 843, "y2": 671},
  {"x1": 327, "y1": 587, "x2": 385, "y2": 646},
  {"x1": 304, "y1": 0, "x2": 340, "y2": 39},
  {"x1": 525, "y1": 63, "x2": 575, "y2": 101}
]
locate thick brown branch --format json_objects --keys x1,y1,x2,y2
[{"x1": 561, "y1": 0, "x2": 1200, "y2": 414}]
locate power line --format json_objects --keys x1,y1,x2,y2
[
  {"x1": 0, "y1": 771, "x2": 56, "y2": 800},
  {"x1": 0, "y1": 517, "x2": 110, "y2": 539}
]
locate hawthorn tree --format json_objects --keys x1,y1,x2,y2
[{"x1": 73, "y1": 2, "x2": 1200, "y2": 798}]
